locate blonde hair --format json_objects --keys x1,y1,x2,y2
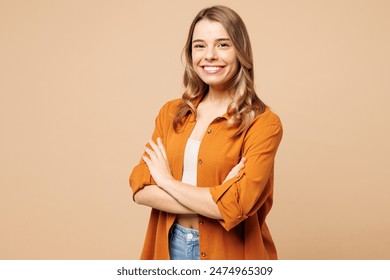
[{"x1": 173, "y1": 5, "x2": 266, "y2": 137}]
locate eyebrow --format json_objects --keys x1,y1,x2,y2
[{"x1": 192, "y1": 38, "x2": 231, "y2": 43}]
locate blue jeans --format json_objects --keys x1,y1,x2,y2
[{"x1": 169, "y1": 223, "x2": 200, "y2": 260}]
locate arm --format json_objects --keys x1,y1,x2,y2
[
  {"x1": 142, "y1": 138, "x2": 246, "y2": 219},
  {"x1": 132, "y1": 184, "x2": 196, "y2": 214},
  {"x1": 159, "y1": 180, "x2": 222, "y2": 219},
  {"x1": 209, "y1": 123, "x2": 283, "y2": 230},
  {"x1": 129, "y1": 102, "x2": 171, "y2": 202},
  {"x1": 129, "y1": 100, "x2": 229, "y2": 215}
]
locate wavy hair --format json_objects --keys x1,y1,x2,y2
[{"x1": 173, "y1": 5, "x2": 266, "y2": 137}]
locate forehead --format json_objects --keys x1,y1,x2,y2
[{"x1": 192, "y1": 19, "x2": 230, "y2": 40}]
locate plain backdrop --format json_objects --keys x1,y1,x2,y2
[{"x1": 1, "y1": 0, "x2": 389, "y2": 259}]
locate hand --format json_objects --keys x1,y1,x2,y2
[
  {"x1": 223, "y1": 157, "x2": 246, "y2": 183},
  {"x1": 143, "y1": 138, "x2": 175, "y2": 188}
]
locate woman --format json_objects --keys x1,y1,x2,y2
[{"x1": 129, "y1": 5, "x2": 282, "y2": 260}]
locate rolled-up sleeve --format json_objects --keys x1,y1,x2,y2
[
  {"x1": 129, "y1": 102, "x2": 170, "y2": 201},
  {"x1": 210, "y1": 123, "x2": 283, "y2": 231},
  {"x1": 129, "y1": 161, "x2": 156, "y2": 201}
]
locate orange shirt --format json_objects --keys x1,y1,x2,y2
[{"x1": 129, "y1": 98, "x2": 283, "y2": 259}]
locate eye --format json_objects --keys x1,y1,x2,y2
[
  {"x1": 193, "y1": 44, "x2": 205, "y2": 49},
  {"x1": 218, "y1": 42, "x2": 230, "y2": 48}
]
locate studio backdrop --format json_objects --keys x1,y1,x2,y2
[{"x1": 0, "y1": 0, "x2": 389, "y2": 259}]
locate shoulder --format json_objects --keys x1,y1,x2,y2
[
  {"x1": 251, "y1": 107, "x2": 282, "y2": 128},
  {"x1": 154, "y1": 98, "x2": 185, "y2": 128},
  {"x1": 158, "y1": 98, "x2": 183, "y2": 115},
  {"x1": 242, "y1": 107, "x2": 283, "y2": 140}
]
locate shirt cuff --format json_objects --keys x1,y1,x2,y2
[
  {"x1": 209, "y1": 171, "x2": 246, "y2": 231},
  {"x1": 129, "y1": 163, "x2": 156, "y2": 201}
]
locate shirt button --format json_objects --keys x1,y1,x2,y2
[
  {"x1": 199, "y1": 221, "x2": 204, "y2": 225},
  {"x1": 201, "y1": 252, "x2": 206, "y2": 257},
  {"x1": 207, "y1": 129, "x2": 212, "y2": 134},
  {"x1": 198, "y1": 159, "x2": 203, "y2": 164},
  {"x1": 236, "y1": 174, "x2": 240, "y2": 178},
  {"x1": 187, "y1": 233, "x2": 193, "y2": 240}
]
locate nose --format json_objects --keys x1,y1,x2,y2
[{"x1": 205, "y1": 47, "x2": 217, "y2": 60}]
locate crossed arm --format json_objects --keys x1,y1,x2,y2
[{"x1": 132, "y1": 138, "x2": 245, "y2": 220}]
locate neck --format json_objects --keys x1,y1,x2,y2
[{"x1": 204, "y1": 86, "x2": 234, "y2": 106}]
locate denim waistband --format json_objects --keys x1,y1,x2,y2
[
  {"x1": 171, "y1": 223, "x2": 199, "y2": 240},
  {"x1": 169, "y1": 223, "x2": 200, "y2": 260}
]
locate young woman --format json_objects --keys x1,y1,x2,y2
[{"x1": 130, "y1": 5, "x2": 283, "y2": 260}]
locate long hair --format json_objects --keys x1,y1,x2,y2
[{"x1": 173, "y1": 5, "x2": 266, "y2": 137}]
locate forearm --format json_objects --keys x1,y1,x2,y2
[
  {"x1": 160, "y1": 180, "x2": 223, "y2": 220},
  {"x1": 133, "y1": 185, "x2": 196, "y2": 214},
  {"x1": 141, "y1": 137, "x2": 224, "y2": 220}
]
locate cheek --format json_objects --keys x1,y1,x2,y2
[
  {"x1": 232, "y1": 60, "x2": 239, "y2": 73},
  {"x1": 226, "y1": 54, "x2": 239, "y2": 73},
  {"x1": 225, "y1": 52, "x2": 238, "y2": 66},
  {"x1": 191, "y1": 51, "x2": 202, "y2": 65}
]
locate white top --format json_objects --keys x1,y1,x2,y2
[{"x1": 181, "y1": 139, "x2": 201, "y2": 186}]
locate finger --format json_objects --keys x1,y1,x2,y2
[
  {"x1": 149, "y1": 139, "x2": 163, "y2": 159},
  {"x1": 229, "y1": 165, "x2": 239, "y2": 173},
  {"x1": 236, "y1": 157, "x2": 246, "y2": 167},
  {"x1": 157, "y1": 137, "x2": 167, "y2": 159},
  {"x1": 223, "y1": 157, "x2": 246, "y2": 183},
  {"x1": 229, "y1": 157, "x2": 246, "y2": 174},
  {"x1": 144, "y1": 146, "x2": 157, "y2": 161},
  {"x1": 236, "y1": 157, "x2": 246, "y2": 169},
  {"x1": 142, "y1": 155, "x2": 151, "y2": 165}
]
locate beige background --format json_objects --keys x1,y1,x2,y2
[{"x1": 1, "y1": 0, "x2": 389, "y2": 259}]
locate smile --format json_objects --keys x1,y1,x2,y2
[{"x1": 202, "y1": 66, "x2": 224, "y2": 74}]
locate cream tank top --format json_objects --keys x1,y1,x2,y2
[{"x1": 181, "y1": 139, "x2": 201, "y2": 186}]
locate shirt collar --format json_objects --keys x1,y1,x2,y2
[{"x1": 186, "y1": 96, "x2": 229, "y2": 122}]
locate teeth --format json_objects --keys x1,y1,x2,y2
[{"x1": 204, "y1": 66, "x2": 221, "y2": 72}]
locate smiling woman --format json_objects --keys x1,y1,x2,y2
[{"x1": 129, "y1": 5, "x2": 283, "y2": 260}]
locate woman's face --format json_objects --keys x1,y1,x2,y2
[{"x1": 191, "y1": 19, "x2": 239, "y2": 91}]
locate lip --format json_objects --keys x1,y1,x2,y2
[{"x1": 201, "y1": 65, "x2": 225, "y2": 74}]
